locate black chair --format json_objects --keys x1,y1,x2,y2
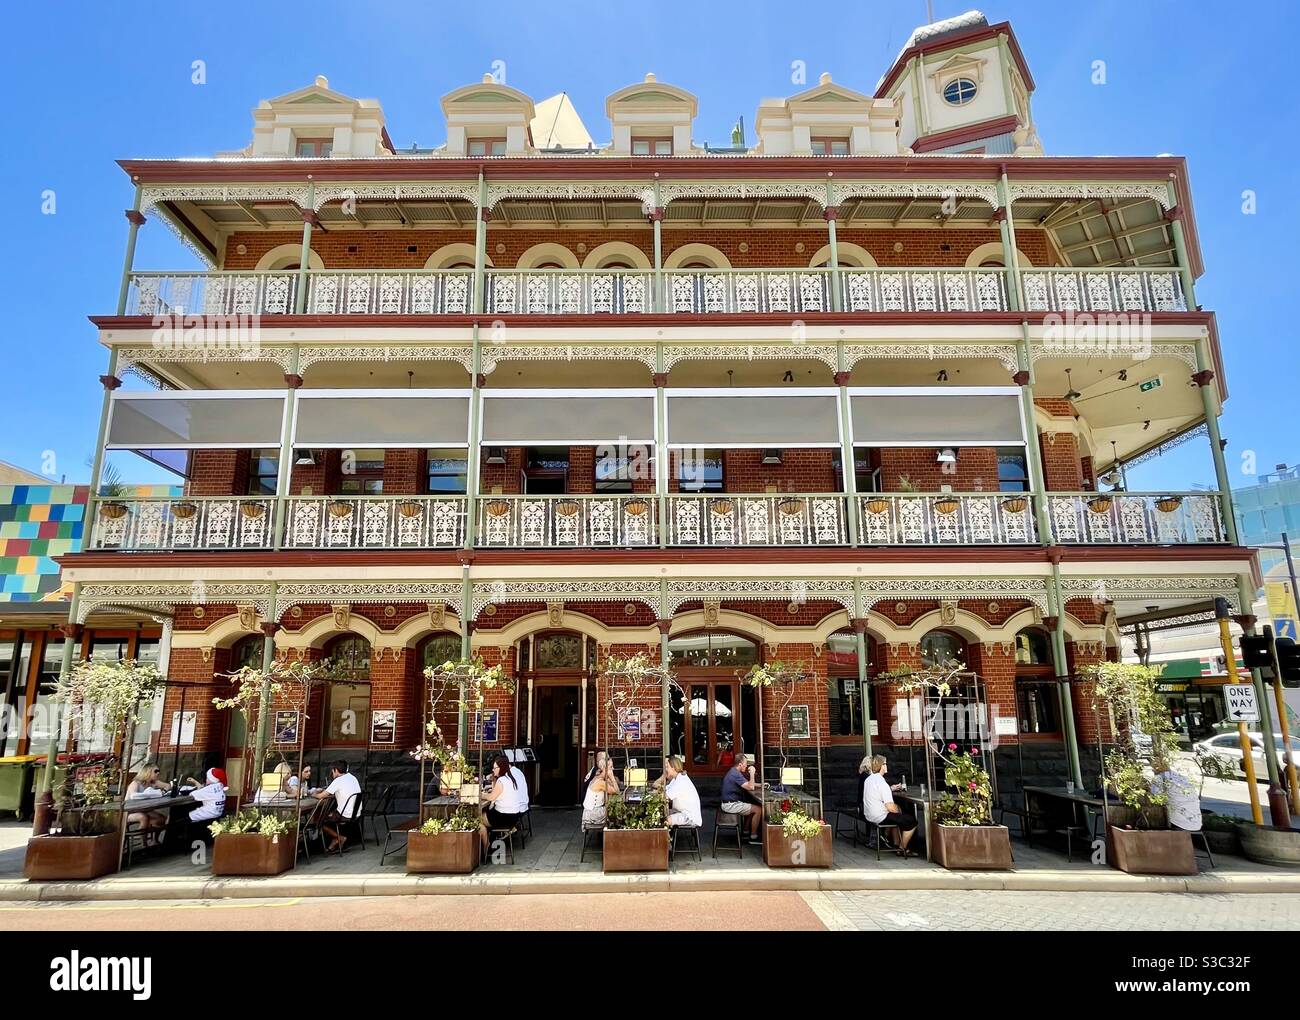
[
  {"x1": 371, "y1": 787, "x2": 418, "y2": 866},
  {"x1": 485, "y1": 817, "x2": 518, "y2": 865},
  {"x1": 297, "y1": 797, "x2": 331, "y2": 863},
  {"x1": 711, "y1": 807, "x2": 744, "y2": 858},
  {"x1": 517, "y1": 806, "x2": 532, "y2": 848},
  {"x1": 579, "y1": 822, "x2": 604, "y2": 863},
  {"x1": 863, "y1": 818, "x2": 905, "y2": 861},
  {"x1": 833, "y1": 805, "x2": 869, "y2": 847},
  {"x1": 670, "y1": 824, "x2": 702, "y2": 862},
  {"x1": 1189, "y1": 828, "x2": 1215, "y2": 869},
  {"x1": 336, "y1": 790, "x2": 367, "y2": 851},
  {"x1": 366, "y1": 786, "x2": 394, "y2": 845},
  {"x1": 994, "y1": 795, "x2": 1033, "y2": 845}
]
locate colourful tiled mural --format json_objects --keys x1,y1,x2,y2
[{"x1": 0, "y1": 484, "x2": 180, "y2": 601}]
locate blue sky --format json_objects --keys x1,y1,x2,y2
[{"x1": 2, "y1": 0, "x2": 1294, "y2": 492}]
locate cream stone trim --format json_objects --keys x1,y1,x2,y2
[
  {"x1": 255, "y1": 244, "x2": 324, "y2": 271},
  {"x1": 662, "y1": 243, "x2": 732, "y2": 270},
  {"x1": 170, "y1": 614, "x2": 266, "y2": 651},
  {"x1": 514, "y1": 242, "x2": 581, "y2": 270},
  {"x1": 581, "y1": 241, "x2": 653, "y2": 270},
  {"x1": 963, "y1": 241, "x2": 1032, "y2": 269},
  {"x1": 474, "y1": 610, "x2": 655, "y2": 653},
  {"x1": 807, "y1": 242, "x2": 877, "y2": 269},
  {"x1": 425, "y1": 243, "x2": 490, "y2": 269},
  {"x1": 276, "y1": 611, "x2": 386, "y2": 651}
]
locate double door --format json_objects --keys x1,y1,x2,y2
[{"x1": 672, "y1": 679, "x2": 752, "y2": 774}]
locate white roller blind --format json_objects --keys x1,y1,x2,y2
[
  {"x1": 850, "y1": 392, "x2": 1025, "y2": 446},
  {"x1": 481, "y1": 396, "x2": 655, "y2": 443},
  {"x1": 667, "y1": 393, "x2": 841, "y2": 447},
  {"x1": 294, "y1": 394, "x2": 471, "y2": 447},
  {"x1": 107, "y1": 394, "x2": 285, "y2": 449}
]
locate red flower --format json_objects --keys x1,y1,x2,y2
[
  {"x1": 947, "y1": 742, "x2": 957, "y2": 751},
  {"x1": 781, "y1": 799, "x2": 792, "y2": 811},
  {"x1": 971, "y1": 747, "x2": 980, "y2": 756},
  {"x1": 968, "y1": 781, "x2": 978, "y2": 791}
]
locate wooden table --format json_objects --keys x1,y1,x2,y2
[
  {"x1": 122, "y1": 795, "x2": 196, "y2": 814},
  {"x1": 422, "y1": 795, "x2": 465, "y2": 823},
  {"x1": 1022, "y1": 785, "x2": 1106, "y2": 855},
  {"x1": 894, "y1": 789, "x2": 939, "y2": 860}
]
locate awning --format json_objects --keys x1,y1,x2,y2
[
  {"x1": 294, "y1": 392, "x2": 471, "y2": 448},
  {"x1": 667, "y1": 392, "x2": 841, "y2": 447},
  {"x1": 480, "y1": 393, "x2": 656, "y2": 444},
  {"x1": 850, "y1": 390, "x2": 1025, "y2": 446},
  {"x1": 106, "y1": 393, "x2": 286, "y2": 449}
]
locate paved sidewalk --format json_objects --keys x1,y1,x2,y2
[{"x1": 5, "y1": 811, "x2": 1298, "y2": 902}]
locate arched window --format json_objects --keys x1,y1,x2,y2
[
  {"x1": 231, "y1": 634, "x2": 264, "y2": 672},
  {"x1": 920, "y1": 630, "x2": 966, "y2": 668},
  {"x1": 826, "y1": 630, "x2": 879, "y2": 740},
  {"x1": 323, "y1": 636, "x2": 371, "y2": 745},
  {"x1": 1015, "y1": 628, "x2": 1060, "y2": 736},
  {"x1": 531, "y1": 631, "x2": 585, "y2": 671},
  {"x1": 667, "y1": 629, "x2": 759, "y2": 771},
  {"x1": 668, "y1": 630, "x2": 758, "y2": 668},
  {"x1": 420, "y1": 632, "x2": 463, "y2": 671}
]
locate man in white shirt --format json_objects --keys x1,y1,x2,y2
[
  {"x1": 316, "y1": 760, "x2": 362, "y2": 852},
  {"x1": 862, "y1": 754, "x2": 918, "y2": 855},
  {"x1": 185, "y1": 768, "x2": 227, "y2": 823},
  {"x1": 1151, "y1": 768, "x2": 1201, "y2": 831},
  {"x1": 662, "y1": 756, "x2": 703, "y2": 828}
]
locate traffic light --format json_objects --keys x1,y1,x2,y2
[
  {"x1": 1276, "y1": 637, "x2": 1300, "y2": 689},
  {"x1": 1240, "y1": 634, "x2": 1274, "y2": 670}
]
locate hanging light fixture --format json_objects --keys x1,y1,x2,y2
[
  {"x1": 935, "y1": 448, "x2": 957, "y2": 464},
  {"x1": 1063, "y1": 368, "x2": 1081, "y2": 400}
]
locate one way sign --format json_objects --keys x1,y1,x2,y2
[{"x1": 1224, "y1": 683, "x2": 1260, "y2": 723}]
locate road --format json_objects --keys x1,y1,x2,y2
[{"x1": 6, "y1": 890, "x2": 1300, "y2": 931}]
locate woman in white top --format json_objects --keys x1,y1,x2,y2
[
  {"x1": 479, "y1": 754, "x2": 528, "y2": 853},
  {"x1": 861, "y1": 754, "x2": 918, "y2": 855},
  {"x1": 126, "y1": 764, "x2": 170, "y2": 841},
  {"x1": 662, "y1": 756, "x2": 702, "y2": 828},
  {"x1": 254, "y1": 761, "x2": 302, "y2": 803},
  {"x1": 581, "y1": 757, "x2": 620, "y2": 829}
]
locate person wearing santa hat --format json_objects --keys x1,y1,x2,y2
[{"x1": 185, "y1": 767, "x2": 228, "y2": 823}]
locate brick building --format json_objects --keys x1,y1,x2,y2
[{"x1": 56, "y1": 11, "x2": 1258, "y2": 808}]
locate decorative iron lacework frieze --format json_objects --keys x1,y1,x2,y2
[
  {"x1": 1057, "y1": 575, "x2": 1241, "y2": 609},
  {"x1": 1032, "y1": 343, "x2": 1197, "y2": 373},
  {"x1": 116, "y1": 345, "x2": 296, "y2": 373},
  {"x1": 485, "y1": 182, "x2": 657, "y2": 209},
  {"x1": 471, "y1": 580, "x2": 663, "y2": 620},
  {"x1": 311, "y1": 183, "x2": 481, "y2": 210},
  {"x1": 834, "y1": 180, "x2": 1001, "y2": 208},
  {"x1": 843, "y1": 343, "x2": 1019, "y2": 373},
  {"x1": 665, "y1": 579, "x2": 856, "y2": 614},
  {"x1": 76, "y1": 582, "x2": 275, "y2": 624},
  {"x1": 296, "y1": 344, "x2": 475, "y2": 372},
  {"x1": 1120, "y1": 423, "x2": 1209, "y2": 470},
  {"x1": 274, "y1": 581, "x2": 465, "y2": 619},
  {"x1": 1119, "y1": 609, "x2": 1217, "y2": 636},
  {"x1": 1006, "y1": 182, "x2": 1172, "y2": 209},
  {"x1": 660, "y1": 344, "x2": 839, "y2": 371},
  {"x1": 481, "y1": 344, "x2": 659, "y2": 373},
  {"x1": 657, "y1": 181, "x2": 831, "y2": 208},
  {"x1": 859, "y1": 578, "x2": 1050, "y2": 613}
]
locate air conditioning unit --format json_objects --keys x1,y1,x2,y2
[
  {"x1": 760, "y1": 449, "x2": 783, "y2": 466},
  {"x1": 484, "y1": 447, "x2": 507, "y2": 465}
]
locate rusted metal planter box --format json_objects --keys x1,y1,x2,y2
[
  {"x1": 932, "y1": 824, "x2": 1013, "y2": 870},
  {"x1": 762, "y1": 822, "x2": 833, "y2": 868},
  {"x1": 406, "y1": 830, "x2": 479, "y2": 874},
  {"x1": 211, "y1": 831, "x2": 297, "y2": 877},
  {"x1": 1107, "y1": 826, "x2": 1196, "y2": 875},
  {"x1": 24, "y1": 832, "x2": 120, "y2": 881},
  {"x1": 603, "y1": 827, "x2": 669, "y2": 873}
]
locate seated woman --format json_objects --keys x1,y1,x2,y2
[
  {"x1": 125, "y1": 764, "x2": 170, "y2": 844},
  {"x1": 662, "y1": 756, "x2": 702, "y2": 829},
  {"x1": 862, "y1": 754, "x2": 917, "y2": 856},
  {"x1": 253, "y1": 762, "x2": 302, "y2": 803},
  {"x1": 479, "y1": 753, "x2": 528, "y2": 855},
  {"x1": 581, "y1": 756, "x2": 619, "y2": 829},
  {"x1": 581, "y1": 749, "x2": 609, "y2": 791}
]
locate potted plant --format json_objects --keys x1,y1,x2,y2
[
  {"x1": 864, "y1": 494, "x2": 891, "y2": 515},
  {"x1": 1086, "y1": 662, "x2": 1196, "y2": 875},
  {"x1": 1000, "y1": 494, "x2": 1029, "y2": 514},
  {"x1": 327, "y1": 499, "x2": 354, "y2": 518},
  {"x1": 238, "y1": 500, "x2": 267, "y2": 519},
  {"x1": 210, "y1": 810, "x2": 297, "y2": 876},
  {"x1": 95, "y1": 462, "x2": 130, "y2": 521},
  {"x1": 554, "y1": 498, "x2": 581, "y2": 517},
  {"x1": 623, "y1": 497, "x2": 649, "y2": 517},
  {"x1": 889, "y1": 663, "x2": 1012, "y2": 870},
  {"x1": 603, "y1": 789, "x2": 669, "y2": 872},
  {"x1": 422, "y1": 657, "x2": 515, "y2": 783},
  {"x1": 710, "y1": 497, "x2": 734, "y2": 516},
  {"x1": 1087, "y1": 494, "x2": 1113, "y2": 514},
  {"x1": 1155, "y1": 495, "x2": 1184, "y2": 513},
  {"x1": 25, "y1": 657, "x2": 165, "y2": 881},
  {"x1": 397, "y1": 499, "x2": 424, "y2": 518},
  {"x1": 777, "y1": 497, "x2": 805, "y2": 516},
  {"x1": 171, "y1": 500, "x2": 198, "y2": 520},
  {"x1": 406, "y1": 806, "x2": 481, "y2": 874},
  {"x1": 484, "y1": 498, "x2": 511, "y2": 517},
  {"x1": 933, "y1": 494, "x2": 961, "y2": 516}
]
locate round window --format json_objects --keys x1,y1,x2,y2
[{"x1": 943, "y1": 77, "x2": 978, "y2": 106}]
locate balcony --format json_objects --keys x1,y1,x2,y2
[
  {"x1": 124, "y1": 266, "x2": 1186, "y2": 318},
  {"x1": 87, "y1": 490, "x2": 1227, "y2": 552}
]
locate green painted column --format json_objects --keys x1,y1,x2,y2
[
  {"x1": 473, "y1": 172, "x2": 488, "y2": 314},
  {"x1": 271, "y1": 348, "x2": 301, "y2": 551},
  {"x1": 32, "y1": 587, "x2": 82, "y2": 835},
  {"x1": 1017, "y1": 330, "x2": 1052, "y2": 545},
  {"x1": 658, "y1": 580, "x2": 671, "y2": 759},
  {"x1": 835, "y1": 342, "x2": 860, "y2": 546},
  {"x1": 85, "y1": 348, "x2": 122, "y2": 538},
  {"x1": 654, "y1": 343, "x2": 668, "y2": 548},
  {"x1": 115, "y1": 185, "x2": 145, "y2": 315},
  {"x1": 997, "y1": 174, "x2": 1023, "y2": 312},
  {"x1": 853, "y1": 579, "x2": 871, "y2": 756},
  {"x1": 1238, "y1": 579, "x2": 1281, "y2": 789},
  {"x1": 250, "y1": 583, "x2": 279, "y2": 788},
  {"x1": 1165, "y1": 183, "x2": 1197, "y2": 310},
  {"x1": 1195, "y1": 339, "x2": 1240, "y2": 546},
  {"x1": 1049, "y1": 563, "x2": 1085, "y2": 788},
  {"x1": 651, "y1": 179, "x2": 664, "y2": 312},
  {"x1": 294, "y1": 183, "x2": 315, "y2": 314},
  {"x1": 464, "y1": 323, "x2": 484, "y2": 551},
  {"x1": 825, "y1": 178, "x2": 841, "y2": 311},
  {"x1": 459, "y1": 572, "x2": 472, "y2": 750}
]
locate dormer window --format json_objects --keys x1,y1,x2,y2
[
  {"x1": 811, "y1": 137, "x2": 850, "y2": 155},
  {"x1": 942, "y1": 77, "x2": 978, "y2": 106},
  {"x1": 295, "y1": 137, "x2": 334, "y2": 157},
  {"x1": 467, "y1": 137, "x2": 507, "y2": 157},
  {"x1": 632, "y1": 137, "x2": 672, "y2": 156}
]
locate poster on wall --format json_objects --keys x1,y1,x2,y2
[
  {"x1": 787, "y1": 705, "x2": 811, "y2": 739},
  {"x1": 474, "y1": 709, "x2": 499, "y2": 743},
  {"x1": 370, "y1": 710, "x2": 396, "y2": 744},
  {"x1": 273, "y1": 711, "x2": 299, "y2": 744},
  {"x1": 621, "y1": 707, "x2": 641, "y2": 741},
  {"x1": 169, "y1": 710, "x2": 197, "y2": 746}
]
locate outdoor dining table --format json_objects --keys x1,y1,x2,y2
[
  {"x1": 894, "y1": 788, "x2": 946, "y2": 861},
  {"x1": 1022, "y1": 785, "x2": 1107, "y2": 851},
  {"x1": 422, "y1": 794, "x2": 464, "y2": 822},
  {"x1": 122, "y1": 794, "x2": 197, "y2": 814}
]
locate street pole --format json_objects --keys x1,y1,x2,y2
[
  {"x1": 1217, "y1": 598, "x2": 1262, "y2": 824},
  {"x1": 1263, "y1": 625, "x2": 1300, "y2": 818},
  {"x1": 1283, "y1": 532, "x2": 1300, "y2": 633}
]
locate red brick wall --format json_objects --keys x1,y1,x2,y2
[
  {"x1": 967, "y1": 642, "x2": 1018, "y2": 746},
  {"x1": 722, "y1": 449, "x2": 838, "y2": 492},
  {"x1": 879, "y1": 446, "x2": 999, "y2": 491},
  {"x1": 369, "y1": 649, "x2": 420, "y2": 748},
  {"x1": 383, "y1": 449, "x2": 425, "y2": 495},
  {"x1": 1039, "y1": 432, "x2": 1084, "y2": 491},
  {"x1": 221, "y1": 227, "x2": 1052, "y2": 272},
  {"x1": 186, "y1": 450, "x2": 250, "y2": 496},
  {"x1": 1067, "y1": 642, "x2": 1115, "y2": 742},
  {"x1": 289, "y1": 449, "x2": 341, "y2": 495},
  {"x1": 155, "y1": 646, "x2": 228, "y2": 754}
]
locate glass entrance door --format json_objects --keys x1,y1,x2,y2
[{"x1": 685, "y1": 681, "x2": 739, "y2": 773}]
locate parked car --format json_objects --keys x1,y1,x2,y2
[{"x1": 1194, "y1": 732, "x2": 1300, "y2": 780}]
